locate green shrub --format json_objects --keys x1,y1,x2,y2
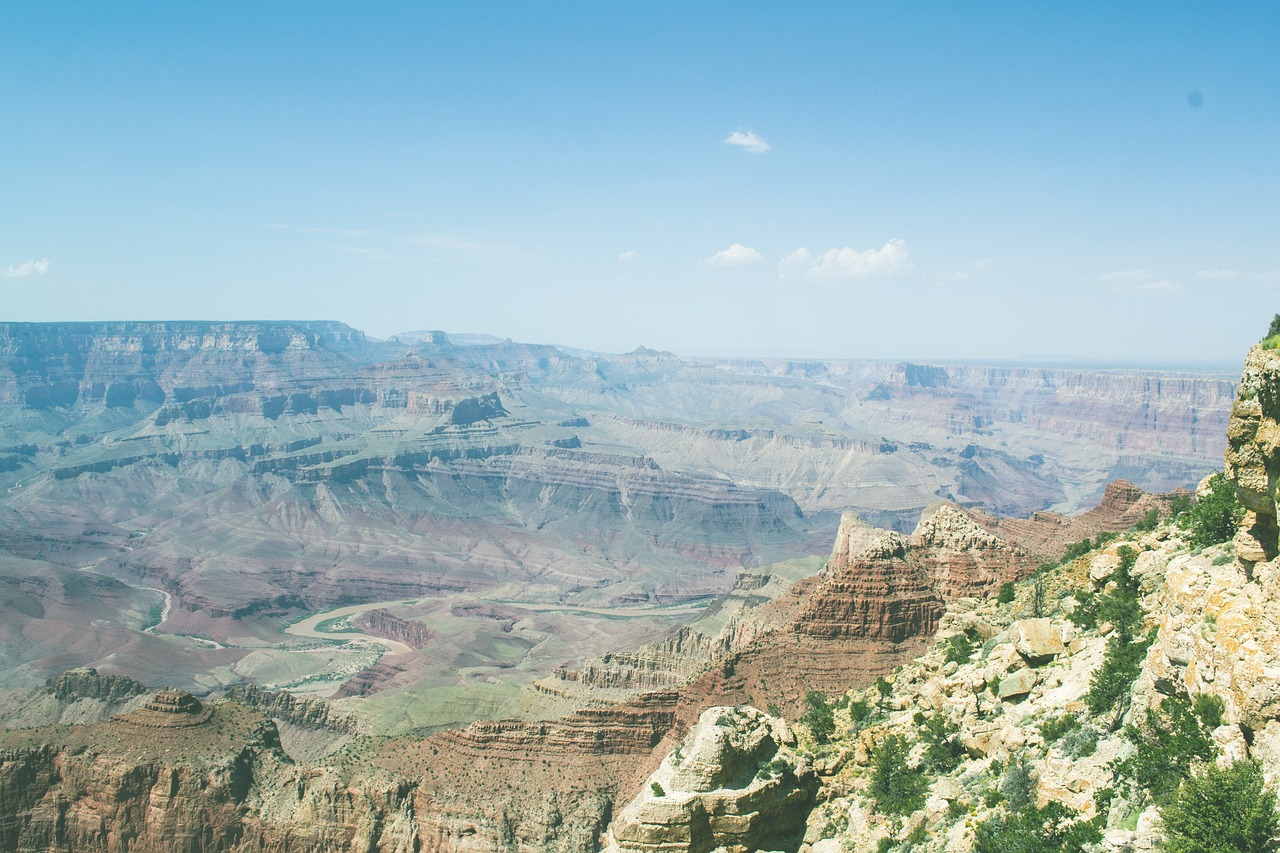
[
  {"x1": 1168, "y1": 494, "x2": 1194, "y2": 518},
  {"x1": 869, "y1": 733, "x2": 929, "y2": 816},
  {"x1": 875, "y1": 676, "x2": 893, "y2": 707},
  {"x1": 651, "y1": 781, "x2": 665, "y2": 797},
  {"x1": 1268, "y1": 314, "x2": 1280, "y2": 340},
  {"x1": 1062, "y1": 538, "x2": 1094, "y2": 563},
  {"x1": 1069, "y1": 589, "x2": 1100, "y2": 630},
  {"x1": 1134, "y1": 507, "x2": 1160, "y2": 532},
  {"x1": 848, "y1": 698, "x2": 872, "y2": 726},
  {"x1": 916, "y1": 710, "x2": 964, "y2": 773},
  {"x1": 1185, "y1": 472, "x2": 1244, "y2": 548},
  {"x1": 1160, "y1": 760, "x2": 1280, "y2": 853},
  {"x1": 1039, "y1": 713, "x2": 1080, "y2": 744},
  {"x1": 973, "y1": 802, "x2": 1103, "y2": 853},
  {"x1": 1062, "y1": 723, "x2": 1099, "y2": 758},
  {"x1": 1086, "y1": 630, "x2": 1155, "y2": 717},
  {"x1": 997, "y1": 581, "x2": 1016, "y2": 604},
  {"x1": 1118, "y1": 696, "x2": 1216, "y2": 805},
  {"x1": 1001, "y1": 753, "x2": 1037, "y2": 812},
  {"x1": 941, "y1": 631, "x2": 976, "y2": 665},
  {"x1": 1194, "y1": 693, "x2": 1226, "y2": 729},
  {"x1": 801, "y1": 690, "x2": 835, "y2": 744}
]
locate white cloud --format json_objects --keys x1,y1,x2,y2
[
  {"x1": 705, "y1": 243, "x2": 762, "y2": 267},
  {"x1": 1097, "y1": 268, "x2": 1185, "y2": 293},
  {"x1": 941, "y1": 271, "x2": 973, "y2": 281},
  {"x1": 1196, "y1": 268, "x2": 1242, "y2": 280},
  {"x1": 724, "y1": 130, "x2": 770, "y2": 154},
  {"x1": 618, "y1": 250, "x2": 640, "y2": 263},
  {"x1": 779, "y1": 239, "x2": 913, "y2": 281},
  {"x1": 3, "y1": 258, "x2": 49, "y2": 278},
  {"x1": 1195, "y1": 268, "x2": 1278, "y2": 282}
]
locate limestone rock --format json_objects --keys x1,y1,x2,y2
[
  {"x1": 1090, "y1": 553, "x2": 1121, "y2": 586},
  {"x1": 998, "y1": 668, "x2": 1037, "y2": 700},
  {"x1": 606, "y1": 706, "x2": 817, "y2": 853},
  {"x1": 1225, "y1": 345, "x2": 1280, "y2": 561},
  {"x1": 1012, "y1": 618, "x2": 1067, "y2": 665}
]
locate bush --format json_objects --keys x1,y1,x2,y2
[
  {"x1": 1194, "y1": 693, "x2": 1226, "y2": 730},
  {"x1": 916, "y1": 710, "x2": 964, "y2": 773},
  {"x1": 998, "y1": 581, "x2": 1016, "y2": 604},
  {"x1": 941, "y1": 631, "x2": 976, "y2": 665},
  {"x1": 973, "y1": 802, "x2": 1103, "y2": 853},
  {"x1": 1185, "y1": 472, "x2": 1244, "y2": 548},
  {"x1": 848, "y1": 698, "x2": 872, "y2": 726},
  {"x1": 1039, "y1": 713, "x2": 1080, "y2": 744},
  {"x1": 874, "y1": 676, "x2": 893, "y2": 707},
  {"x1": 1062, "y1": 723, "x2": 1099, "y2": 759},
  {"x1": 1160, "y1": 760, "x2": 1280, "y2": 853},
  {"x1": 800, "y1": 690, "x2": 835, "y2": 744},
  {"x1": 1086, "y1": 630, "x2": 1155, "y2": 717},
  {"x1": 1069, "y1": 589, "x2": 1100, "y2": 630},
  {"x1": 651, "y1": 781, "x2": 665, "y2": 797},
  {"x1": 1062, "y1": 538, "x2": 1094, "y2": 564},
  {"x1": 869, "y1": 734, "x2": 929, "y2": 816},
  {"x1": 1002, "y1": 753, "x2": 1037, "y2": 812},
  {"x1": 1119, "y1": 696, "x2": 1216, "y2": 805},
  {"x1": 1134, "y1": 507, "x2": 1160, "y2": 532}
]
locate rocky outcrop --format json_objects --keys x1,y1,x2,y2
[
  {"x1": 224, "y1": 685, "x2": 357, "y2": 733},
  {"x1": 0, "y1": 669, "x2": 151, "y2": 729},
  {"x1": 794, "y1": 504, "x2": 1026, "y2": 643},
  {"x1": 1225, "y1": 344, "x2": 1280, "y2": 562},
  {"x1": 351, "y1": 609, "x2": 433, "y2": 649},
  {"x1": 605, "y1": 706, "x2": 817, "y2": 853},
  {"x1": 46, "y1": 667, "x2": 146, "y2": 704}
]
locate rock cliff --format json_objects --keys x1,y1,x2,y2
[{"x1": 1225, "y1": 343, "x2": 1280, "y2": 563}]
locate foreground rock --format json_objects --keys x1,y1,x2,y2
[{"x1": 606, "y1": 705, "x2": 816, "y2": 853}]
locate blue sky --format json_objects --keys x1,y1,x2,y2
[{"x1": 2, "y1": 2, "x2": 1277, "y2": 366}]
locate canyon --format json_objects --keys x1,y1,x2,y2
[{"x1": 0, "y1": 320, "x2": 1242, "y2": 850}]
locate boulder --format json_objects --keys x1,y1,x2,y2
[
  {"x1": 606, "y1": 706, "x2": 817, "y2": 853},
  {"x1": 1013, "y1": 618, "x2": 1067, "y2": 665},
  {"x1": 998, "y1": 668, "x2": 1037, "y2": 700}
]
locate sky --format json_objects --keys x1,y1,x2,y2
[{"x1": 2, "y1": 2, "x2": 1278, "y2": 367}]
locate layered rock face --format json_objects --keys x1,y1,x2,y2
[
  {"x1": 605, "y1": 706, "x2": 817, "y2": 853},
  {"x1": 351, "y1": 609, "x2": 432, "y2": 649},
  {"x1": 1225, "y1": 344, "x2": 1280, "y2": 562},
  {"x1": 794, "y1": 504, "x2": 1026, "y2": 643}
]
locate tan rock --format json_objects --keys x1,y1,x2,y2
[
  {"x1": 607, "y1": 706, "x2": 817, "y2": 853},
  {"x1": 1090, "y1": 554, "x2": 1121, "y2": 586},
  {"x1": 1013, "y1": 618, "x2": 1067, "y2": 665},
  {"x1": 998, "y1": 668, "x2": 1037, "y2": 700}
]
